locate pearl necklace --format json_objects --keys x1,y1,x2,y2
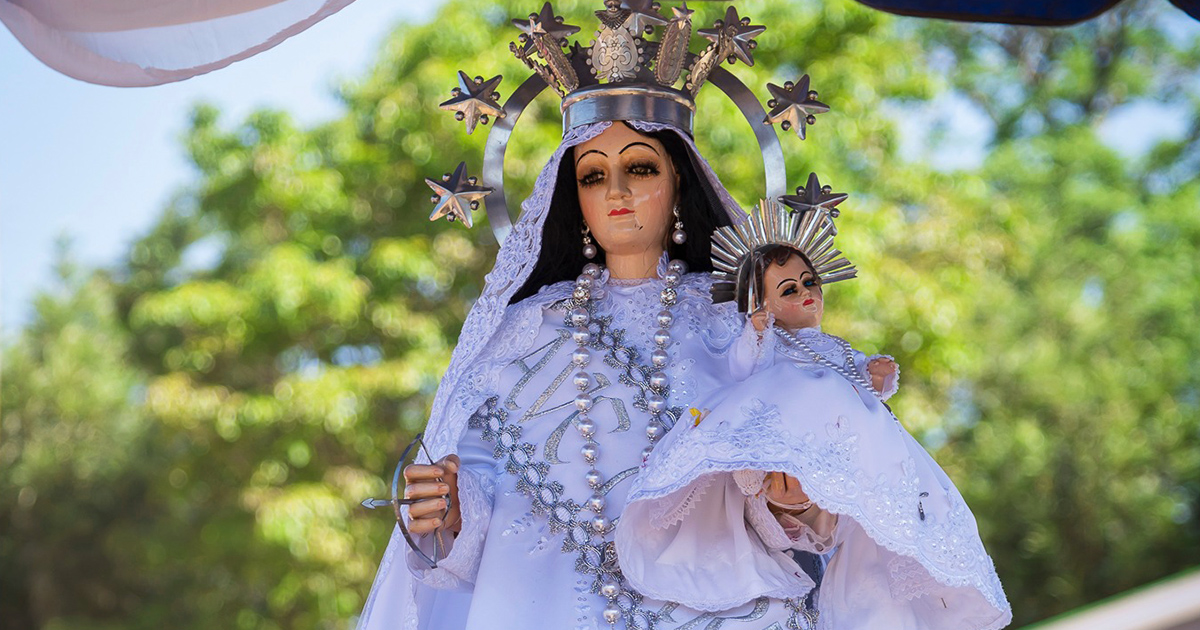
[{"x1": 566, "y1": 258, "x2": 687, "y2": 626}]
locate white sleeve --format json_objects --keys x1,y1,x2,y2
[
  {"x1": 729, "y1": 319, "x2": 776, "y2": 382},
  {"x1": 404, "y1": 428, "x2": 496, "y2": 589}
]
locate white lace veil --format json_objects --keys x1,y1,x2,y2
[
  {"x1": 422, "y1": 120, "x2": 741, "y2": 458},
  {"x1": 357, "y1": 120, "x2": 743, "y2": 630}
]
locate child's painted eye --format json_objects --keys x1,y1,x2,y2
[{"x1": 803, "y1": 279, "x2": 817, "y2": 288}]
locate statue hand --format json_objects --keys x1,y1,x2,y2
[
  {"x1": 402, "y1": 454, "x2": 461, "y2": 535},
  {"x1": 867, "y1": 357, "x2": 898, "y2": 394}
]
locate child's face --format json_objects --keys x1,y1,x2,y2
[{"x1": 760, "y1": 255, "x2": 823, "y2": 330}]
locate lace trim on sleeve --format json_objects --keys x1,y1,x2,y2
[
  {"x1": 745, "y1": 493, "x2": 795, "y2": 551},
  {"x1": 733, "y1": 469, "x2": 766, "y2": 497},
  {"x1": 648, "y1": 474, "x2": 716, "y2": 529},
  {"x1": 406, "y1": 467, "x2": 494, "y2": 588}
]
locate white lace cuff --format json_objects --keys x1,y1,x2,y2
[
  {"x1": 744, "y1": 494, "x2": 795, "y2": 551},
  {"x1": 864, "y1": 353, "x2": 900, "y2": 401},
  {"x1": 732, "y1": 469, "x2": 766, "y2": 497},
  {"x1": 405, "y1": 467, "x2": 492, "y2": 589}
]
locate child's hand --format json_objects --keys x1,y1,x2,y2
[
  {"x1": 749, "y1": 308, "x2": 771, "y2": 333},
  {"x1": 867, "y1": 357, "x2": 898, "y2": 394}
]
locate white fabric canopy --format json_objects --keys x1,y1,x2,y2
[{"x1": 0, "y1": 0, "x2": 357, "y2": 86}]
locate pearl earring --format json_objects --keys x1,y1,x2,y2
[
  {"x1": 582, "y1": 225, "x2": 597, "y2": 259},
  {"x1": 671, "y1": 204, "x2": 687, "y2": 245}
]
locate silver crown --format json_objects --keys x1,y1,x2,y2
[
  {"x1": 711, "y1": 173, "x2": 857, "y2": 307},
  {"x1": 429, "y1": 1, "x2": 835, "y2": 243}
]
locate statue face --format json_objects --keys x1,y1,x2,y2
[
  {"x1": 760, "y1": 254, "x2": 823, "y2": 330},
  {"x1": 574, "y1": 123, "x2": 679, "y2": 261}
]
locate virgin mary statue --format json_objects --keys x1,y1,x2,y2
[{"x1": 358, "y1": 3, "x2": 1010, "y2": 630}]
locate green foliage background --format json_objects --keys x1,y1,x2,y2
[{"x1": 3, "y1": 1, "x2": 1199, "y2": 627}]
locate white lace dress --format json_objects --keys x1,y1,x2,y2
[
  {"x1": 385, "y1": 273, "x2": 829, "y2": 630},
  {"x1": 617, "y1": 325, "x2": 1013, "y2": 630}
]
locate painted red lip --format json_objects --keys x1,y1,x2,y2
[
  {"x1": 609, "y1": 208, "x2": 633, "y2": 216},
  {"x1": 803, "y1": 298, "x2": 815, "y2": 306}
]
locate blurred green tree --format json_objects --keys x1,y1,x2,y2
[{"x1": 3, "y1": 1, "x2": 1198, "y2": 628}]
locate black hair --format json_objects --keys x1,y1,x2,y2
[
  {"x1": 733, "y1": 244, "x2": 818, "y2": 313},
  {"x1": 510, "y1": 123, "x2": 733, "y2": 304}
]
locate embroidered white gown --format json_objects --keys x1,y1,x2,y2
[
  {"x1": 617, "y1": 325, "x2": 1013, "y2": 630},
  {"x1": 367, "y1": 273, "x2": 832, "y2": 630}
]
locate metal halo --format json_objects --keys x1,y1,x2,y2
[{"x1": 481, "y1": 69, "x2": 786, "y2": 245}]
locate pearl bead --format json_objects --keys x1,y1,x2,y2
[
  {"x1": 569, "y1": 307, "x2": 590, "y2": 327},
  {"x1": 573, "y1": 371, "x2": 591, "y2": 390},
  {"x1": 646, "y1": 423, "x2": 664, "y2": 440},
  {"x1": 585, "y1": 469, "x2": 603, "y2": 488},
  {"x1": 587, "y1": 493, "x2": 605, "y2": 512},
  {"x1": 574, "y1": 393, "x2": 593, "y2": 411},
  {"x1": 582, "y1": 243, "x2": 598, "y2": 259},
  {"x1": 663, "y1": 269, "x2": 682, "y2": 286},
  {"x1": 650, "y1": 371, "x2": 669, "y2": 389},
  {"x1": 653, "y1": 328, "x2": 671, "y2": 346},
  {"x1": 672, "y1": 229, "x2": 687, "y2": 244},
  {"x1": 573, "y1": 286, "x2": 590, "y2": 300},
  {"x1": 572, "y1": 329, "x2": 591, "y2": 345},
  {"x1": 656, "y1": 309, "x2": 673, "y2": 328},
  {"x1": 660, "y1": 287, "x2": 678, "y2": 306},
  {"x1": 599, "y1": 580, "x2": 620, "y2": 599},
  {"x1": 641, "y1": 445, "x2": 655, "y2": 460},
  {"x1": 651, "y1": 348, "x2": 669, "y2": 367},
  {"x1": 581, "y1": 441, "x2": 599, "y2": 463},
  {"x1": 602, "y1": 605, "x2": 621, "y2": 624},
  {"x1": 583, "y1": 263, "x2": 601, "y2": 277},
  {"x1": 576, "y1": 418, "x2": 596, "y2": 438},
  {"x1": 576, "y1": 275, "x2": 594, "y2": 290},
  {"x1": 646, "y1": 393, "x2": 666, "y2": 413},
  {"x1": 572, "y1": 347, "x2": 591, "y2": 366},
  {"x1": 591, "y1": 515, "x2": 611, "y2": 534},
  {"x1": 667, "y1": 259, "x2": 687, "y2": 275}
]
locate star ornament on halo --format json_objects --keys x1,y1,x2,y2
[
  {"x1": 698, "y1": 6, "x2": 765, "y2": 67},
  {"x1": 440, "y1": 71, "x2": 505, "y2": 135},
  {"x1": 426, "y1": 162, "x2": 493, "y2": 229},
  {"x1": 513, "y1": 2, "x2": 580, "y2": 53},
  {"x1": 764, "y1": 75, "x2": 830, "y2": 140},
  {"x1": 778, "y1": 172, "x2": 848, "y2": 218}
]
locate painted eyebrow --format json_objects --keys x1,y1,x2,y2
[
  {"x1": 620, "y1": 141, "x2": 659, "y2": 155},
  {"x1": 576, "y1": 149, "x2": 607, "y2": 166},
  {"x1": 776, "y1": 277, "x2": 797, "y2": 289}
]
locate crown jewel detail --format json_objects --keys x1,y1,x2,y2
[{"x1": 428, "y1": 2, "x2": 835, "y2": 233}]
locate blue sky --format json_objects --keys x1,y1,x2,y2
[
  {"x1": 0, "y1": 1, "x2": 440, "y2": 332},
  {"x1": 2, "y1": 2, "x2": 1195, "y2": 335}
]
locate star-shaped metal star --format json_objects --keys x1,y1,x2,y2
[
  {"x1": 425, "y1": 162, "x2": 492, "y2": 228},
  {"x1": 512, "y1": 2, "x2": 580, "y2": 54},
  {"x1": 764, "y1": 75, "x2": 830, "y2": 140},
  {"x1": 671, "y1": 2, "x2": 694, "y2": 23},
  {"x1": 778, "y1": 173, "x2": 848, "y2": 218},
  {"x1": 621, "y1": 0, "x2": 667, "y2": 36},
  {"x1": 698, "y1": 6, "x2": 765, "y2": 67},
  {"x1": 440, "y1": 71, "x2": 505, "y2": 135}
]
